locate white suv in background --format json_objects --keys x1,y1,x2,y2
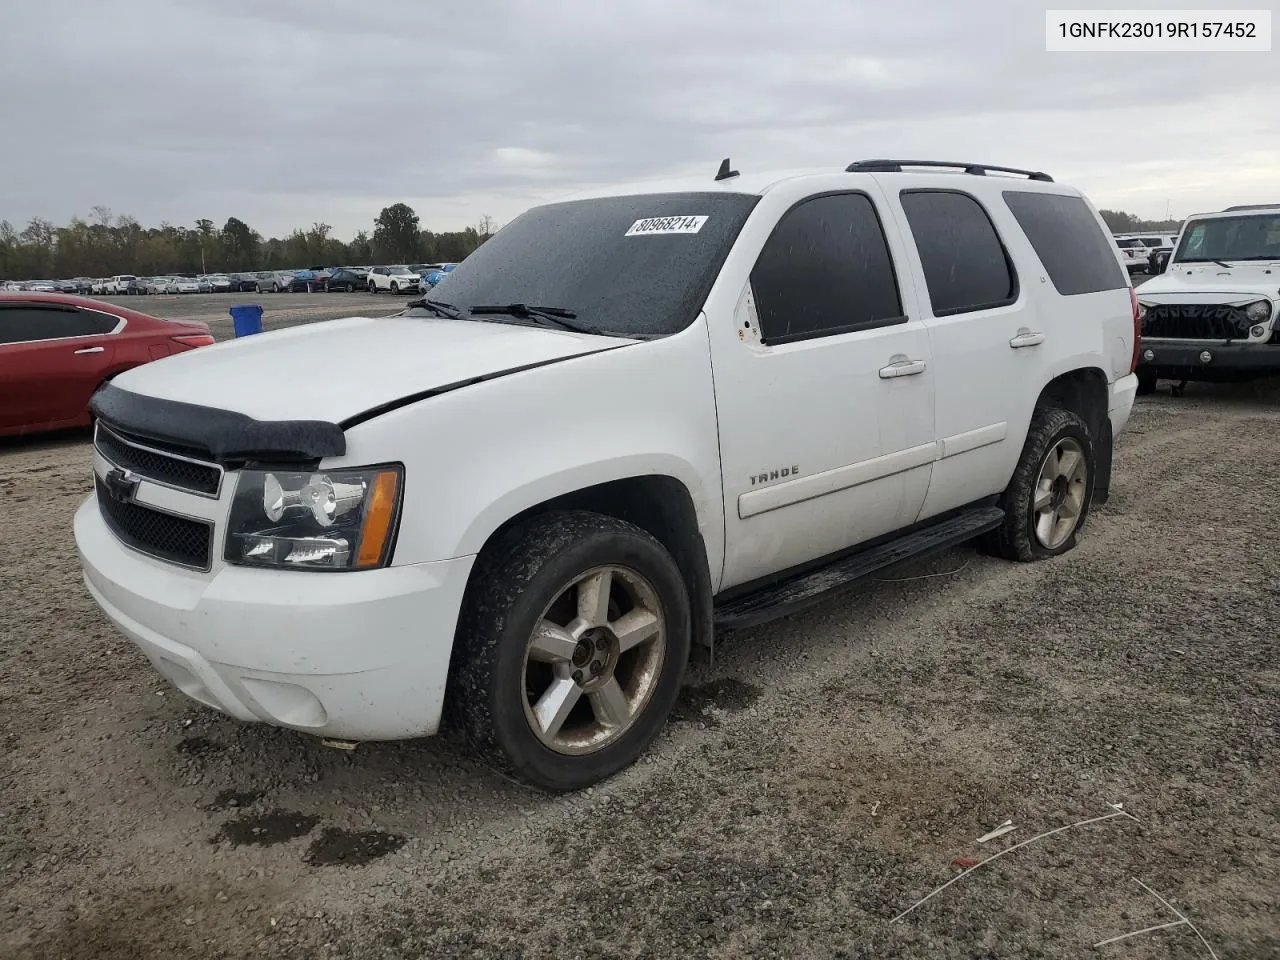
[
  {"x1": 104, "y1": 275, "x2": 137, "y2": 295},
  {"x1": 367, "y1": 265, "x2": 421, "y2": 294},
  {"x1": 76, "y1": 158, "x2": 1138, "y2": 791}
]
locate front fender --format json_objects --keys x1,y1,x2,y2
[{"x1": 337, "y1": 320, "x2": 726, "y2": 580}]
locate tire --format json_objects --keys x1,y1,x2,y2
[
  {"x1": 984, "y1": 406, "x2": 1096, "y2": 563},
  {"x1": 448, "y1": 511, "x2": 692, "y2": 792},
  {"x1": 390, "y1": 281, "x2": 399, "y2": 294},
  {"x1": 345, "y1": 283, "x2": 354, "y2": 293},
  {"x1": 1136, "y1": 370, "x2": 1158, "y2": 396},
  {"x1": 369, "y1": 282, "x2": 378, "y2": 294}
]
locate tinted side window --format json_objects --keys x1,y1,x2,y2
[
  {"x1": 750, "y1": 192, "x2": 904, "y2": 344},
  {"x1": 899, "y1": 190, "x2": 1017, "y2": 316},
  {"x1": 1003, "y1": 191, "x2": 1127, "y2": 296},
  {"x1": 0, "y1": 306, "x2": 114, "y2": 343}
]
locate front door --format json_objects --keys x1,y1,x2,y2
[{"x1": 708, "y1": 187, "x2": 936, "y2": 590}]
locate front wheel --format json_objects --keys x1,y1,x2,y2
[
  {"x1": 985, "y1": 406, "x2": 1095, "y2": 562},
  {"x1": 448, "y1": 511, "x2": 692, "y2": 792},
  {"x1": 390, "y1": 281, "x2": 399, "y2": 294}
]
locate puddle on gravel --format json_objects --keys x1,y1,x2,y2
[
  {"x1": 175, "y1": 736, "x2": 222, "y2": 756},
  {"x1": 672, "y1": 678, "x2": 762, "y2": 726},
  {"x1": 304, "y1": 828, "x2": 407, "y2": 867},
  {"x1": 204, "y1": 788, "x2": 265, "y2": 811},
  {"x1": 213, "y1": 810, "x2": 319, "y2": 847}
]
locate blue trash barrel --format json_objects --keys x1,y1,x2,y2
[{"x1": 230, "y1": 303, "x2": 264, "y2": 337}]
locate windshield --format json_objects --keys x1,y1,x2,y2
[
  {"x1": 422, "y1": 192, "x2": 760, "y2": 337},
  {"x1": 1175, "y1": 213, "x2": 1280, "y2": 262}
]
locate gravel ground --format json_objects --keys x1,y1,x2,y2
[
  {"x1": 2, "y1": 370, "x2": 1277, "y2": 958},
  {"x1": 93, "y1": 291, "x2": 407, "y2": 341}
]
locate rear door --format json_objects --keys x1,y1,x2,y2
[
  {"x1": 0, "y1": 303, "x2": 120, "y2": 430},
  {"x1": 882, "y1": 183, "x2": 1042, "y2": 519}
]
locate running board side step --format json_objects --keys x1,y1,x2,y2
[{"x1": 712, "y1": 506, "x2": 1005, "y2": 630}]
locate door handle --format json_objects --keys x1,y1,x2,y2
[
  {"x1": 74, "y1": 346, "x2": 105, "y2": 354},
  {"x1": 879, "y1": 358, "x2": 927, "y2": 379},
  {"x1": 1009, "y1": 329, "x2": 1045, "y2": 349}
]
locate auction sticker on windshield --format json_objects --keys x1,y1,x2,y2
[{"x1": 625, "y1": 216, "x2": 708, "y2": 236}]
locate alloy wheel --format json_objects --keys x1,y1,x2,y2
[{"x1": 521, "y1": 565, "x2": 667, "y2": 755}]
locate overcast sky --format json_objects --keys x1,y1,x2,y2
[{"x1": 1, "y1": 0, "x2": 1274, "y2": 238}]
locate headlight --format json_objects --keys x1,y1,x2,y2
[
  {"x1": 224, "y1": 465, "x2": 403, "y2": 570},
  {"x1": 1137, "y1": 303, "x2": 1148, "y2": 318},
  {"x1": 1244, "y1": 300, "x2": 1272, "y2": 323}
]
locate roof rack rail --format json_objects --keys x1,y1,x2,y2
[
  {"x1": 845, "y1": 159, "x2": 1054, "y2": 182},
  {"x1": 1224, "y1": 203, "x2": 1280, "y2": 211}
]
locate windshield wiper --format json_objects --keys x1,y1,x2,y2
[
  {"x1": 1179, "y1": 258, "x2": 1236, "y2": 268},
  {"x1": 404, "y1": 297, "x2": 466, "y2": 320},
  {"x1": 470, "y1": 303, "x2": 603, "y2": 336}
]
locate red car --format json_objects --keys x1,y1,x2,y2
[{"x1": 0, "y1": 293, "x2": 214, "y2": 437}]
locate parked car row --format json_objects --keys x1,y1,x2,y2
[
  {"x1": 2, "y1": 263, "x2": 460, "y2": 297},
  {"x1": 1113, "y1": 233, "x2": 1180, "y2": 276}
]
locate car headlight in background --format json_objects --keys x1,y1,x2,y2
[
  {"x1": 1244, "y1": 300, "x2": 1273, "y2": 323},
  {"x1": 1136, "y1": 303, "x2": 1148, "y2": 319},
  {"x1": 225, "y1": 465, "x2": 403, "y2": 570}
]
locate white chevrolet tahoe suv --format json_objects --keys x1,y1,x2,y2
[
  {"x1": 1135, "y1": 204, "x2": 1280, "y2": 394},
  {"x1": 75, "y1": 159, "x2": 1140, "y2": 791}
]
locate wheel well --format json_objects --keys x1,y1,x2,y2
[
  {"x1": 471, "y1": 476, "x2": 715, "y2": 657},
  {"x1": 1035, "y1": 368, "x2": 1112, "y2": 503}
]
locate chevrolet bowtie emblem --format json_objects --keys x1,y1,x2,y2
[{"x1": 103, "y1": 467, "x2": 140, "y2": 504}]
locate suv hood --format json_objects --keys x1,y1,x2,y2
[
  {"x1": 111, "y1": 313, "x2": 634, "y2": 424},
  {"x1": 1138, "y1": 264, "x2": 1280, "y2": 304}
]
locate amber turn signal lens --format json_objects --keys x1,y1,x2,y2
[{"x1": 356, "y1": 471, "x2": 400, "y2": 568}]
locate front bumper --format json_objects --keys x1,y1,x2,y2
[
  {"x1": 75, "y1": 496, "x2": 475, "y2": 740},
  {"x1": 1137, "y1": 339, "x2": 1280, "y2": 380}
]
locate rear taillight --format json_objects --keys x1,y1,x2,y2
[
  {"x1": 171, "y1": 334, "x2": 214, "y2": 348},
  {"x1": 1129, "y1": 287, "x2": 1141, "y2": 373}
]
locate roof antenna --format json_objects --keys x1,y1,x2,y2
[{"x1": 714, "y1": 157, "x2": 739, "y2": 181}]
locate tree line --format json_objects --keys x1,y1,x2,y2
[
  {"x1": 1, "y1": 200, "x2": 1189, "y2": 281},
  {"x1": 0, "y1": 203, "x2": 496, "y2": 280},
  {"x1": 1097, "y1": 210, "x2": 1183, "y2": 234}
]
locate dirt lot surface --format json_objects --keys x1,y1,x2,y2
[
  {"x1": 93, "y1": 291, "x2": 406, "y2": 341},
  {"x1": 2, "y1": 354, "x2": 1277, "y2": 956}
]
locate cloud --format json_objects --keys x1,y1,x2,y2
[{"x1": 0, "y1": 0, "x2": 1274, "y2": 238}]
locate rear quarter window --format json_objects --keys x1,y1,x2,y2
[{"x1": 1003, "y1": 191, "x2": 1127, "y2": 296}]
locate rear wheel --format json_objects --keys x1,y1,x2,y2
[
  {"x1": 1136, "y1": 369, "x2": 1158, "y2": 395},
  {"x1": 449, "y1": 511, "x2": 691, "y2": 792},
  {"x1": 369, "y1": 282, "x2": 378, "y2": 294},
  {"x1": 985, "y1": 406, "x2": 1095, "y2": 562}
]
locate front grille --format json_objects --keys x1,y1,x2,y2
[
  {"x1": 95, "y1": 477, "x2": 213, "y2": 570},
  {"x1": 95, "y1": 426, "x2": 221, "y2": 496},
  {"x1": 1142, "y1": 304, "x2": 1252, "y2": 340}
]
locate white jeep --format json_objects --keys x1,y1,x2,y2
[
  {"x1": 1135, "y1": 204, "x2": 1280, "y2": 394},
  {"x1": 75, "y1": 159, "x2": 1139, "y2": 790}
]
